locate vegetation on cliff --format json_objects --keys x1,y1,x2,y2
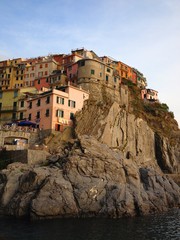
[{"x1": 123, "y1": 79, "x2": 180, "y2": 144}]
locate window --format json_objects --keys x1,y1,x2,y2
[
  {"x1": 28, "y1": 113, "x2": 31, "y2": 121},
  {"x1": 68, "y1": 100, "x2": 76, "y2": 108},
  {"x1": 29, "y1": 102, "x2": 32, "y2": 109},
  {"x1": 45, "y1": 63, "x2": 48, "y2": 68},
  {"x1": 45, "y1": 71, "x2": 48, "y2": 75},
  {"x1": 20, "y1": 112, "x2": 23, "y2": 120},
  {"x1": 78, "y1": 60, "x2": 85, "y2": 67},
  {"x1": 56, "y1": 109, "x2": 64, "y2": 118},
  {"x1": 21, "y1": 76, "x2": 23, "y2": 80},
  {"x1": 16, "y1": 77, "x2": 18, "y2": 80},
  {"x1": 56, "y1": 97, "x2": 64, "y2": 104},
  {"x1": 36, "y1": 111, "x2": 40, "y2": 119},
  {"x1": 107, "y1": 68, "x2": 111, "y2": 73},
  {"x1": 68, "y1": 66, "x2": 72, "y2": 71},
  {"x1": 106, "y1": 75, "x2": 109, "y2": 81},
  {"x1": 12, "y1": 112, "x2": 16, "y2": 120},
  {"x1": 100, "y1": 72, "x2": 102, "y2": 77},
  {"x1": 40, "y1": 64, "x2": 42, "y2": 68},
  {"x1": 46, "y1": 96, "x2": 50, "y2": 104},
  {"x1": 0, "y1": 92, "x2": 3, "y2": 99},
  {"x1": 38, "y1": 72, "x2": 43, "y2": 77},
  {"x1": 14, "y1": 90, "x2": 18, "y2": 97},
  {"x1": 0, "y1": 102, "x2": 2, "y2": 109},
  {"x1": 91, "y1": 69, "x2": 95, "y2": 75},
  {"x1": 13, "y1": 102, "x2": 17, "y2": 108},
  {"x1": 70, "y1": 112, "x2": 74, "y2": 119},
  {"x1": 32, "y1": 66, "x2": 34, "y2": 71},
  {"x1": 38, "y1": 79, "x2": 40, "y2": 84},
  {"x1": 20, "y1": 101, "x2": 24, "y2": 108},
  {"x1": 46, "y1": 78, "x2": 49, "y2": 83},
  {"x1": 45, "y1": 109, "x2": 50, "y2": 117},
  {"x1": 37, "y1": 99, "x2": 41, "y2": 106},
  {"x1": 114, "y1": 77, "x2": 117, "y2": 83}
]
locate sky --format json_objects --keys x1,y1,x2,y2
[{"x1": 0, "y1": 0, "x2": 180, "y2": 126}]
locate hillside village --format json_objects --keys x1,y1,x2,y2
[
  {"x1": 0, "y1": 48, "x2": 158, "y2": 131},
  {"x1": 0, "y1": 47, "x2": 162, "y2": 158},
  {"x1": 0, "y1": 49, "x2": 179, "y2": 218}
]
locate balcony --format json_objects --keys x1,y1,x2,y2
[
  {"x1": 0, "y1": 106, "x2": 18, "y2": 112},
  {"x1": 57, "y1": 117, "x2": 71, "y2": 125}
]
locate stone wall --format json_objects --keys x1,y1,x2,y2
[{"x1": 0, "y1": 149, "x2": 49, "y2": 166}]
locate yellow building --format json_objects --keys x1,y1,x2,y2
[
  {"x1": 0, "y1": 58, "x2": 25, "y2": 90},
  {"x1": 0, "y1": 87, "x2": 37, "y2": 124},
  {"x1": 9, "y1": 58, "x2": 26, "y2": 89}
]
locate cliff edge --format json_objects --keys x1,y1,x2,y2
[{"x1": 0, "y1": 82, "x2": 179, "y2": 219}]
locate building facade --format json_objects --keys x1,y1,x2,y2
[
  {"x1": 26, "y1": 85, "x2": 89, "y2": 131},
  {"x1": 0, "y1": 87, "x2": 37, "y2": 124},
  {"x1": 77, "y1": 58, "x2": 120, "y2": 89},
  {"x1": 141, "y1": 88, "x2": 158, "y2": 101}
]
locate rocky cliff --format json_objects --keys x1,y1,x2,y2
[
  {"x1": 0, "y1": 82, "x2": 179, "y2": 219},
  {"x1": 76, "y1": 83, "x2": 180, "y2": 173},
  {"x1": 0, "y1": 135, "x2": 179, "y2": 219}
]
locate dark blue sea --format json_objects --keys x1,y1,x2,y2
[{"x1": 0, "y1": 209, "x2": 179, "y2": 240}]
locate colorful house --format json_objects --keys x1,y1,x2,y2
[
  {"x1": 26, "y1": 84, "x2": 89, "y2": 131},
  {"x1": 0, "y1": 58, "x2": 25, "y2": 90},
  {"x1": 24, "y1": 63, "x2": 36, "y2": 87},
  {"x1": 77, "y1": 58, "x2": 120, "y2": 89},
  {"x1": 35, "y1": 58, "x2": 58, "y2": 79},
  {"x1": 47, "y1": 70, "x2": 67, "y2": 86},
  {"x1": 0, "y1": 87, "x2": 37, "y2": 124},
  {"x1": 141, "y1": 89, "x2": 158, "y2": 101},
  {"x1": 67, "y1": 62, "x2": 78, "y2": 85},
  {"x1": 132, "y1": 68, "x2": 147, "y2": 88}
]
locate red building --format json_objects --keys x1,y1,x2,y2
[{"x1": 34, "y1": 77, "x2": 49, "y2": 91}]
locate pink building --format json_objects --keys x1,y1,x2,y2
[
  {"x1": 141, "y1": 88, "x2": 158, "y2": 101},
  {"x1": 26, "y1": 85, "x2": 89, "y2": 131}
]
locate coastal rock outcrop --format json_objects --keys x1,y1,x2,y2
[
  {"x1": 0, "y1": 136, "x2": 179, "y2": 219},
  {"x1": 0, "y1": 83, "x2": 179, "y2": 219},
  {"x1": 75, "y1": 84, "x2": 180, "y2": 174}
]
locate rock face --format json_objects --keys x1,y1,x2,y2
[
  {"x1": 76, "y1": 84, "x2": 180, "y2": 173},
  {"x1": 155, "y1": 133, "x2": 180, "y2": 173},
  {"x1": 0, "y1": 136, "x2": 179, "y2": 219},
  {"x1": 0, "y1": 83, "x2": 179, "y2": 219}
]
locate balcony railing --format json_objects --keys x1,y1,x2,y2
[
  {"x1": 57, "y1": 117, "x2": 71, "y2": 125},
  {"x1": 0, "y1": 125, "x2": 38, "y2": 132},
  {"x1": 0, "y1": 106, "x2": 18, "y2": 112}
]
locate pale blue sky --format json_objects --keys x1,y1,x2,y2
[{"x1": 0, "y1": 0, "x2": 180, "y2": 126}]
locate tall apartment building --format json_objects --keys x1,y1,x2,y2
[{"x1": 26, "y1": 85, "x2": 89, "y2": 131}]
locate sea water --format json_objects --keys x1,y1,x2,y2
[{"x1": 0, "y1": 209, "x2": 179, "y2": 240}]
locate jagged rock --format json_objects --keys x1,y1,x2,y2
[
  {"x1": 155, "y1": 133, "x2": 180, "y2": 173},
  {"x1": 0, "y1": 136, "x2": 179, "y2": 219},
  {"x1": 0, "y1": 85, "x2": 179, "y2": 219}
]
